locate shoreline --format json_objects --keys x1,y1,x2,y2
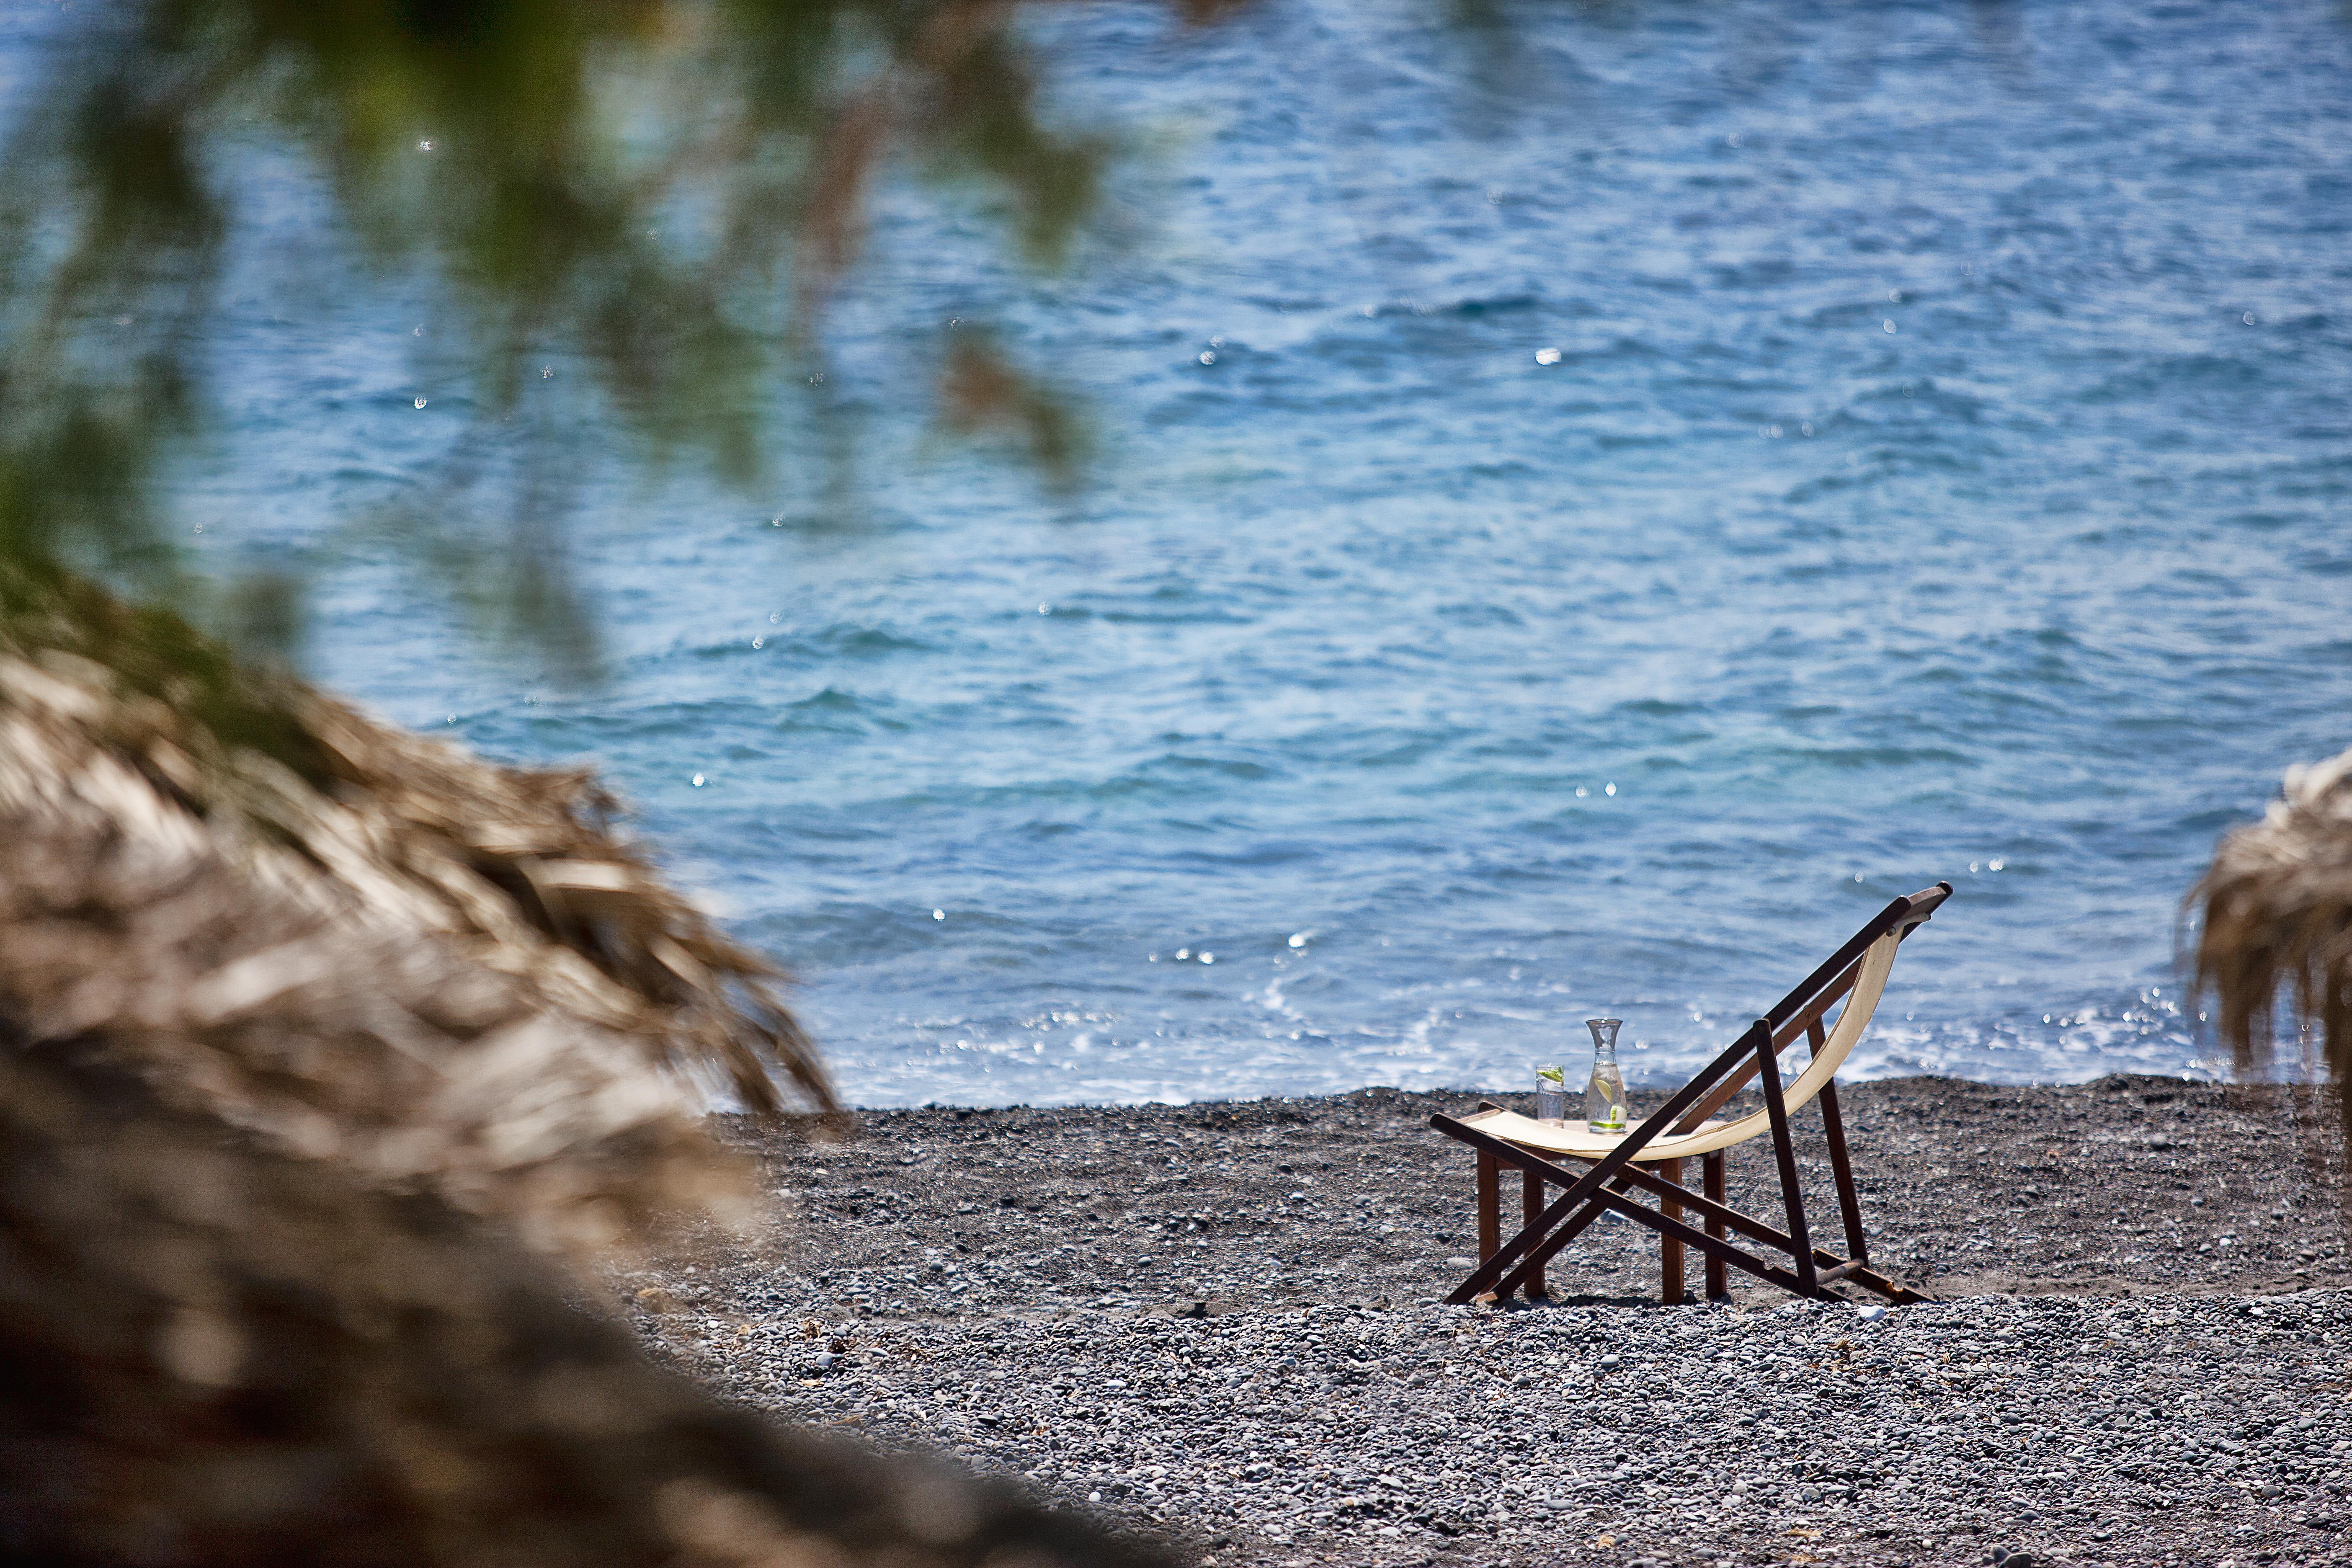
[
  {"x1": 787, "y1": 1066, "x2": 2261, "y2": 1119},
  {"x1": 627, "y1": 1075, "x2": 2350, "y2": 1568}
]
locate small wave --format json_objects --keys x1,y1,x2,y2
[
  {"x1": 1443, "y1": 293, "x2": 1542, "y2": 317},
  {"x1": 2078, "y1": 353, "x2": 2272, "y2": 404},
  {"x1": 784, "y1": 686, "x2": 864, "y2": 712},
  {"x1": 690, "y1": 624, "x2": 937, "y2": 663},
  {"x1": 1762, "y1": 744, "x2": 1977, "y2": 771}
]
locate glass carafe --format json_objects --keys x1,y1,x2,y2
[{"x1": 1584, "y1": 1018, "x2": 1628, "y2": 1133}]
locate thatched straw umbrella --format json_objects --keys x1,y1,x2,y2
[
  {"x1": 0, "y1": 566, "x2": 1166, "y2": 1567},
  {"x1": 2193, "y1": 746, "x2": 2352, "y2": 1153},
  {"x1": 0, "y1": 562, "x2": 833, "y2": 1260}
]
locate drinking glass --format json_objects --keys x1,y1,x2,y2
[{"x1": 1534, "y1": 1066, "x2": 1568, "y2": 1124}]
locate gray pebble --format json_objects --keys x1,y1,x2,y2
[{"x1": 623, "y1": 1081, "x2": 2351, "y2": 1567}]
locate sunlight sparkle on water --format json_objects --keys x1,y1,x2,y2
[{"x1": 280, "y1": 0, "x2": 2347, "y2": 1107}]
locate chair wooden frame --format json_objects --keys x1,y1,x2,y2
[{"x1": 1431, "y1": 882, "x2": 1952, "y2": 1307}]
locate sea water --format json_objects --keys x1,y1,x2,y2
[{"x1": 10, "y1": 0, "x2": 2352, "y2": 1106}]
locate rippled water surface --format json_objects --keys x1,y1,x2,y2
[{"x1": 35, "y1": 1, "x2": 2352, "y2": 1104}]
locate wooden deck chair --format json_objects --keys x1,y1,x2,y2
[{"x1": 1430, "y1": 882, "x2": 1951, "y2": 1307}]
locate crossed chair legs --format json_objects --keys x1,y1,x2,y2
[
  {"x1": 1435, "y1": 1107, "x2": 1929, "y2": 1307},
  {"x1": 1468, "y1": 1134, "x2": 1728, "y2": 1303}
]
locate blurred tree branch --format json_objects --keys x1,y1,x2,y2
[{"x1": 0, "y1": 0, "x2": 1217, "y2": 667}]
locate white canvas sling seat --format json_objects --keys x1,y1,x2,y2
[
  {"x1": 1431, "y1": 882, "x2": 1951, "y2": 1308},
  {"x1": 1459, "y1": 924, "x2": 1899, "y2": 1164}
]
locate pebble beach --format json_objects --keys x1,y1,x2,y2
[{"x1": 627, "y1": 1077, "x2": 2351, "y2": 1568}]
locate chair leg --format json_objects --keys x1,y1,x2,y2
[
  {"x1": 1476, "y1": 1150, "x2": 1501, "y2": 1266},
  {"x1": 1808, "y1": 1021, "x2": 1871, "y2": 1264},
  {"x1": 1703, "y1": 1153, "x2": 1728, "y2": 1299},
  {"x1": 1658, "y1": 1158, "x2": 1685, "y2": 1303},
  {"x1": 1757, "y1": 1041, "x2": 1820, "y2": 1294},
  {"x1": 1522, "y1": 1166, "x2": 1546, "y2": 1299},
  {"x1": 1816, "y1": 1077, "x2": 1870, "y2": 1264}
]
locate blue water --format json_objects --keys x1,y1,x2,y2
[{"x1": 18, "y1": 1, "x2": 2352, "y2": 1105}]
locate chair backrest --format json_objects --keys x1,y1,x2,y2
[
  {"x1": 1636, "y1": 927, "x2": 1904, "y2": 1158},
  {"x1": 1635, "y1": 882, "x2": 1947, "y2": 1158},
  {"x1": 1757, "y1": 881, "x2": 1950, "y2": 1038}
]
